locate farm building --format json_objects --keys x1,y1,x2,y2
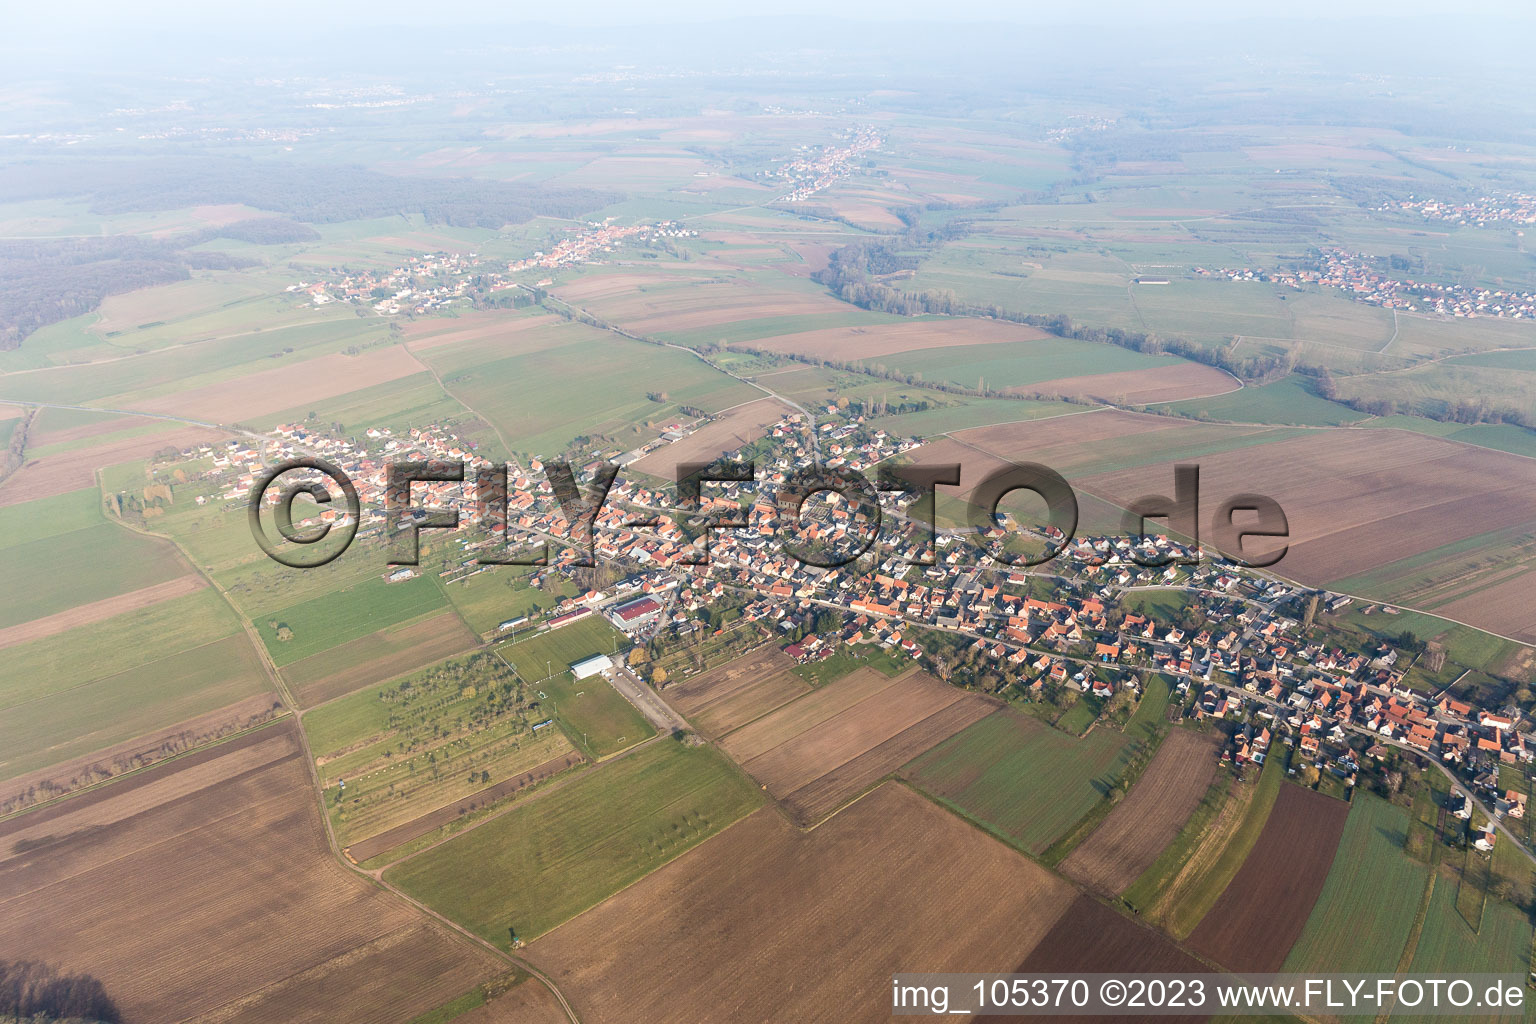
[{"x1": 571, "y1": 654, "x2": 614, "y2": 679}]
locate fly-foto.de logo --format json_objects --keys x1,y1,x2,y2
[{"x1": 247, "y1": 457, "x2": 1289, "y2": 572}]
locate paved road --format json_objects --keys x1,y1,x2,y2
[{"x1": 609, "y1": 668, "x2": 689, "y2": 735}]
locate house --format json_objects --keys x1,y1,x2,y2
[
  {"x1": 1474, "y1": 826, "x2": 1498, "y2": 852},
  {"x1": 1450, "y1": 791, "x2": 1473, "y2": 820}
]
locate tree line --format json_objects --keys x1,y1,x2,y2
[{"x1": 0, "y1": 960, "x2": 120, "y2": 1023}]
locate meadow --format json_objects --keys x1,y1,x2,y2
[
  {"x1": 0, "y1": 585, "x2": 271, "y2": 782},
  {"x1": 385, "y1": 737, "x2": 762, "y2": 944},
  {"x1": 1165, "y1": 375, "x2": 1366, "y2": 425},
  {"x1": 0, "y1": 520, "x2": 186, "y2": 629}
]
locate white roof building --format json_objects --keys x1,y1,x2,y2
[{"x1": 571, "y1": 654, "x2": 613, "y2": 679}]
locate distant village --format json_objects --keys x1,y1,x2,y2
[
  {"x1": 766, "y1": 125, "x2": 884, "y2": 202},
  {"x1": 1374, "y1": 190, "x2": 1536, "y2": 228},
  {"x1": 1197, "y1": 248, "x2": 1536, "y2": 320},
  {"x1": 147, "y1": 390, "x2": 1536, "y2": 855},
  {"x1": 287, "y1": 219, "x2": 694, "y2": 314}
]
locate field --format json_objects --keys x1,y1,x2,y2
[
  {"x1": 1186, "y1": 782, "x2": 1352, "y2": 972},
  {"x1": 527, "y1": 783, "x2": 1079, "y2": 1024},
  {"x1": 0, "y1": 520, "x2": 190, "y2": 630},
  {"x1": 1023, "y1": 361, "x2": 1238, "y2": 404},
  {"x1": 902, "y1": 708, "x2": 1144, "y2": 855},
  {"x1": 1013, "y1": 895, "x2": 1212, "y2": 1024},
  {"x1": 532, "y1": 669, "x2": 656, "y2": 758},
  {"x1": 1060, "y1": 727, "x2": 1221, "y2": 895},
  {"x1": 0, "y1": 571, "x2": 205, "y2": 649},
  {"x1": 0, "y1": 722, "x2": 503, "y2": 1024},
  {"x1": 120, "y1": 343, "x2": 428, "y2": 423},
  {"x1": 1077, "y1": 427, "x2": 1536, "y2": 636},
  {"x1": 428, "y1": 326, "x2": 761, "y2": 458},
  {"x1": 284, "y1": 611, "x2": 480, "y2": 707},
  {"x1": 1166, "y1": 375, "x2": 1367, "y2": 425},
  {"x1": 258, "y1": 572, "x2": 449, "y2": 666},
  {"x1": 0, "y1": 424, "x2": 228, "y2": 506},
  {"x1": 385, "y1": 737, "x2": 763, "y2": 944},
  {"x1": 495, "y1": 615, "x2": 628, "y2": 684},
  {"x1": 302, "y1": 651, "x2": 579, "y2": 851},
  {"x1": 1282, "y1": 794, "x2": 1433, "y2": 975},
  {"x1": 872, "y1": 337, "x2": 1194, "y2": 395},
  {"x1": 715, "y1": 666, "x2": 995, "y2": 824},
  {"x1": 629, "y1": 397, "x2": 791, "y2": 479},
  {"x1": 0, "y1": 588, "x2": 273, "y2": 783},
  {"x1": 494, "y1": 616, "x2": 652, "y2": 757},
  {"x1": 1403, "y1": 871, "x2": 1534, "y2": 1024},
  {"x1": 663, "y1": 645, "x2": 812, "y2": 737},
  {"x1": 743, "y1": 317, "x2": 1049, "y2": 361}
]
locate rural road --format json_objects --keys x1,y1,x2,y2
[{"x1": 609, "y1": 667, "x2": 689, "y2": 734}]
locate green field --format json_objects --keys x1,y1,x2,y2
[
  {"x1": 0, "y1": 587, "x2": 246, "y2": 710},
  {"x1": 0, "y1": 486, "x2": 106, "y2": 548},
  {"x1": 1166, "y1": 375, "x2": 1366, "y2": 425},
  {"x1": 433, "y1": 329, "x2": 760, "y2": 458},
  {"x1": 790, "y1": 642, "x2": 909, "y2": 686},
  {"x1": 903, "y1": 709, "x2": 1143, "y2": 855},
  {"x1": 385, "y1": 737, "x2": 762, "y2": 943},
  {"x1": 532, "y1": 670, "x2": 655, "y2": 758},
  {"x1": 495, "y1": 615, "x2": 650, "y2": 756},
  {"x1": 1403, "y1": 872, "x2": 1533, "y2": 1023},
  {"x1": 868, "y1": 398, "x2": 1081, "y2": 436},
  {"x1": 878, "y1": 337, "x2": 1186, "y2": 392},
  {"x1": 257, "y1": 572, "x2": 448, "y2": 666},
  {"x1": 0, "y1": 521, "x2": 184, "y2": 629},
  {"x1": 442, "y1": 566, "x2": 575, "y2": 635},
  {"x1": 1283, "y1": 794, "x2": 1432, "y2": 974}
]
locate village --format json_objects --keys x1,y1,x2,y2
[
  {"x1": 767, "y1": 125, "x2": 884, "y2": 202},
  {"x1": 1375, "y1": 189, "x2": 1536, "y2": 228},
  {"x1": 287, "y1": 219, "x2": 695, "y2": 314},
  {"x1": 1197, "y1": 247, "x2": 1536, "y2": 319},
  {"x1": 157, "y1": 393, "x2": 1536, "y2": 862}
]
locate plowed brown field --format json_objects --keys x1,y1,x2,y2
[
  {"x1": 718, "y1": 667, "x2": 996, "y2": 824},
  {"x1": 0, "y1": 721, "x2": 501, "y2": 1023},
  {"x1": 529, "y1": 783, "x2": 1077, "y2": 1023},
  {"x1": 1061, "y1": 728, "x2": 1221, "y2": 895},
  {"x1": 1185, "y1": 782, "x2": 1350, "y2": 972}
]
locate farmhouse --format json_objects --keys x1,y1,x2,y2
[{"x1": 571, "y1": 654, "x2": 614, "y2": 679}]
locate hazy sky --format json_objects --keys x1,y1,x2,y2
[{"x1": 16, "y1": 0, "x2": 1535, "y2": 30}]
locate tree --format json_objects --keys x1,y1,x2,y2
[{"x1": 1302, "y1": 593, "x2": 1320, "y2": 631}]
